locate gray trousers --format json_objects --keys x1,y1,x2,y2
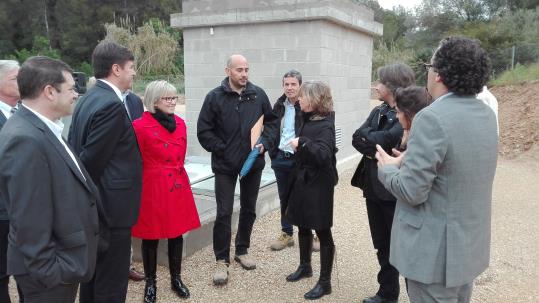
[
  {"x1": 407, "y1": 279, "x2": 473, "y2": 303},
  {"x1": 15, "y1": 275, "x2": 77, "y2": 303}
]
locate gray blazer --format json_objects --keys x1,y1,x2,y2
[
  {"x1": 0, "y1": 106, "x2": 100, "y2": 288},
  {"x1": 378, "y1": 94, "x2": 498, "y2": 287}
]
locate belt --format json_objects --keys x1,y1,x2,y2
[{"x1": 278, "y1": 150, "x2": 294, "y2": 159}]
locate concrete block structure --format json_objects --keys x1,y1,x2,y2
[{"x1": 172, "y1": 0, "x2": 382, "y2": 169}]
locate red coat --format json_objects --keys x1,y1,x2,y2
[{"x1": 132, "y1": 112, "x2": 200, "y2": 239}]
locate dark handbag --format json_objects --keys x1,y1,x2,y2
[{"x1": 351, "y1": 157, "x2": 366, "y2": 189}]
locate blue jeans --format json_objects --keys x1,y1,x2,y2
[{"x1": 271, "y1": 152, "x2": 295, "y2": 235}]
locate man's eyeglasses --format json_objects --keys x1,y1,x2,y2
[
  {"x1": 423, "y1": 63, "x2": 434, "y2": 72},
  {"x1": 160, "y1": 96, "x2": 179, "y2": 103}
]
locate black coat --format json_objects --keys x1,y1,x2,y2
[
  {"x1": 351, "y1": 103, "x2": 402, "y2": 200},
  {"x1": 197, "y1": 78, "x2": 278, "y2": 175},
  {"x1": 286, "y1": 112, "x2": 338, "y2": 230},
  {"x1": 125, "y1": 92, "x2": 144, "y2": 120},
  {"x1": 268, "y1": 94, "x2": 303, "y2": 159},
  {"x1": 0, "y1": 106, "x2": 100, "y2": 287},
  {"x1": 68, "y1": 80, "x2": 142, "y2": 228}
]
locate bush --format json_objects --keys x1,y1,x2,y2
[
  {"x1": 491, "y1": 62, "x2": 539, "y2": 86},
  {"x1": 10, "y1": 36, "x2": 61, "y2": 63}
]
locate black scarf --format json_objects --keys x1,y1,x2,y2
[{"x1": 151, "y1": 108, "x2": 176, "y2": 133}]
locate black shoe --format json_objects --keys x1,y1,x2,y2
[
  {"x1": 363, "y1": 295, "x2": 398, "y2": 303},
  {"x1": 143, "y1": 278, "x2": 157, "y2": 303},
  {"x1": 304, "y1": 281, "x2": 332, "y2": 300},
  {"x1": 171, "y1": 276, "x2": 190, "y2": 299},
  {"x1": 286, "y1": 263, "x2": 313, "y2": 282}
]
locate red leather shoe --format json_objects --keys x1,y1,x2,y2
[{"x1": 128, "y1": 268, "x2": 145, "y2": 281}]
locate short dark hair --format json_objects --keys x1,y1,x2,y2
[
  {"x1": 377, "y1": 63, "x2": 415, "y2": 95},
  {"x1": 432, "y1": 37, "x2": 490, "y2": 95},
  {"x1": 18, "y1": 56, "x2": 72, "y2": 100},
  {"x1": 92, "y1": 40, "x2": 135, "y2": 79},
  {"x1": 395, "y1": 86, "x2": 432, "y2": 127},
  {"x1": 283, "y1": 69, "x2": 302, "y2": 85}
]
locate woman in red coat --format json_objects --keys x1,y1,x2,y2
[{"x1": 132, "y1": 80, "x2": 200, "y2": 302}]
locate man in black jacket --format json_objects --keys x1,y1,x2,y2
[
  {"x1": 198, "y1": 54, "x2": 277, "y2": 286},
  {"x1": 352, "y1": 63, "x2": 415, "y2": 303},
  {"x1": 268, "y1": 70, "x2": 309, "y2": 251},
  {"x1": 68, "y1": 41, "x2": 142, "y2": 303}
]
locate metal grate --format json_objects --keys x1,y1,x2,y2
[{"x1": 335, "y1": 127, "x2": 342, "y2": 149}]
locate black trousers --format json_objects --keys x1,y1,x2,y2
[
  {"x1": 0, "y1": 220, "x2": 23, "y2": 303},
  {"x1": 298, "y1": 228, "x2": 334, "y2": 247},
  {"x1": 213, "y1": 170, "x2": 262, "y2": 262},
  {"x1": 15, "y1": 274, "x2": 77, "y2": 303},
  {"x1": 79, "y1": 228, "x2": 131, "y2": 303},
  {"x1": 366, "y1": 197, "x2": 400, "y2": 300},
  {"x1": 271, "y1": 152, "x2": 295, "y2": 235}
]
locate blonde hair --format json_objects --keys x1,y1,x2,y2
[
  {"x1": 298, "y1": 81, "x2": 333, "y2": 116},
  {"x1": 142, "y1": 80, "x2": 177, "y2": 113}
]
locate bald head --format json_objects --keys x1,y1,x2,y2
[
  {"x1": 225, "y1": 54, "x2": 249, "y2": 92},
  {"x1": 226, "y1": 54, "x2": 248, "y2": 68}
]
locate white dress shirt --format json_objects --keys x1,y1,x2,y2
[{"x1": 23, "y1": 104, "x2": 85, "y2": 180}]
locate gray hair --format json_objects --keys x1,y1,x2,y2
[
  {"x1": 142, "y1": 80, "x2": 177, "y2": 113},
  {"x1": 283, "y1": 69, "x2": 302, "y2": 85},
  {"x1": 0, "y1": 60, "x2": 19, "y2": 80}
]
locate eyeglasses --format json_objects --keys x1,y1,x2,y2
[
  {"x1": 423, "y1": 63, "x2": 434, "y2": 72},
  {"x1": 160, "y1": 96, "x2": 179, "y2": 103}
]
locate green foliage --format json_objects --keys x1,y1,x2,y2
[
  {"x1": 372, "y1": 41, "x2": 415, "y2": 79},
  {"x1": 10, "y1": 36, "x2": 61, "y2": 63},
  {"x1": 132, "y1": 75, "x2": 185, "y2": 96},
  {"x1": 104, "y1": 18, "x2": 183, "y2": 77},
  {"x1": 491, "y1": 62, "x2": 539, "y2": 85},
  {"x1": 78, "y1": 61, "x2": 93, "y2": 77}
]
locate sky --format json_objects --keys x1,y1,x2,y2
[{"x1": 377, "y1": 0, "x2": 423, "y2": 10}]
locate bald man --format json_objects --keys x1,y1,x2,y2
[{"x1": 198, "y1": 55, "x2": 277, "y2": 285}]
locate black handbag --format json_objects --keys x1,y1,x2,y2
[{"x1": 350, "y1": 157, "x2": 366, "y2": 189}]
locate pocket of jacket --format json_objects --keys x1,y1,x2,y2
[
  {"x1": 57, "y1": 230, "x2": 86, "y2": 249},
  {"x1": 104, "y1": 179, "x2": 133, "y2": 189},
  {"x1": 397, "y1": 209, "x2": 424, "y2": 229}
]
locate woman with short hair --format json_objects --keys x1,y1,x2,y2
[
  {"x1": 132, "y1": 80, "x2": 200, "y2": 302},
  {"x1": 286, "y1": 81, "x2": 338, "y2": 300}
]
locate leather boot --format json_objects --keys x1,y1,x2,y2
[
  {"x1": 304, "y1": 245, "x2": 334, "y2": 300},
  {"x1": 142, "y1": 240, "x2": 158, "y2": 303},
  {"x1": 286, "y1": 232, "x2": 313, "y2": 282},
  {"x1": 169, "y1": 236, "x2": 190, "y2": 299}
]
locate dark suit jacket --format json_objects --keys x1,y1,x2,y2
[
  {"x1": 0, "y1": 106, "x2": 100, "y2": 288},
  {"x1": 125, "y1": 92, "x2": 144, "y2": 121},
  {"x1": 68, "y1": 80, "x2": 142, "y2": 228},
  {"x1": 0, "y1": 111, "x2": 7, "y2": 221}
]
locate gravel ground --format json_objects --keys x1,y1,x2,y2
[{"x1": 9, "y1": 157, "x2": 539, "y2": 302}]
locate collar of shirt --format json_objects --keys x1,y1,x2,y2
[
  {"x1": 0, "y1": 100, "x2": 14, "y2": 118},
  {"x1": 432, "y1": 92, "x2": 454, "y2": 104},
  {"x1": 22, "y1": 104, "x2": 64, "y2": 139},
  {"x1": 98, "y1": 79, "x2": 124, "y2": 102}
]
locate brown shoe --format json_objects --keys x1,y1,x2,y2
[
  {"x1": 234, "y1": 254, "x2": 257, "y2": 270},
  {"x1": 270, "y1": 233, "x2": 294, "y2": 251},
  {"x1": 312, "y1": 235, "x2": 320, "y2": 252},
  {"x1": 128, "y1": 268, "x2": 145, "y2": 281}
]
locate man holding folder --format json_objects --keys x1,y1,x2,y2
[{"x1": 198, "y1": 54, "x2": 277, "y2": 286}]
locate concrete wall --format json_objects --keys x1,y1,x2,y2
[{"x1": 173, "y1": 0, "x2": 381, "y2": 168}]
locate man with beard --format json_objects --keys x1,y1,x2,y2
[{"x1": 197, "y1": 54, "x2": 277, "y2": 286}]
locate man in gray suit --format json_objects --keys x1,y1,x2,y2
[
  {"x1": 0, "y1": 56, "x2": 100, "y2": 302},
  {"x1": 375, "y1": 37, "x2": 498, "y2": 302}
]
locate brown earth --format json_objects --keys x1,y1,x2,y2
[{"x1": 492, "y1": 81, "x2": 539, "y2": 159}]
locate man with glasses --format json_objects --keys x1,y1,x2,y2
[
  {"x1": 376, "y1": 37, "x2": 497, "y2": 303},
  {"x1": 352, "y1": 62, "x2": 415, "y2": 303}
]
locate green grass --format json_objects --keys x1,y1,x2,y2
[
  {"x1": 491, "y1": 62, "x2": 539, "y2": 86},
  {"x1": 132, "y1": 75, "x2": 185, "y2": 96}
]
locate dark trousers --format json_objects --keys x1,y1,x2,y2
[
  {"x1": 79, "y1": 228, "x2": 131, "y2": 303},
  {"x1": 366, "y1": 197, "x2": 400, "y2": 300},
  {"x1": 298, "y1": 228, "x2": 334, "y2": 247},
  {"x1": 271, "y1": 152, "x2": 295, "y2": 235},
  {"x1": 15, "y1": 274, "x2": 77, "y2": 303},
  {"x1": 213, "y1": 170, "x2": 262, "y2": 262},
  {"x1": 0, "y1": 220, "x2": 23, "y2": 303}
]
